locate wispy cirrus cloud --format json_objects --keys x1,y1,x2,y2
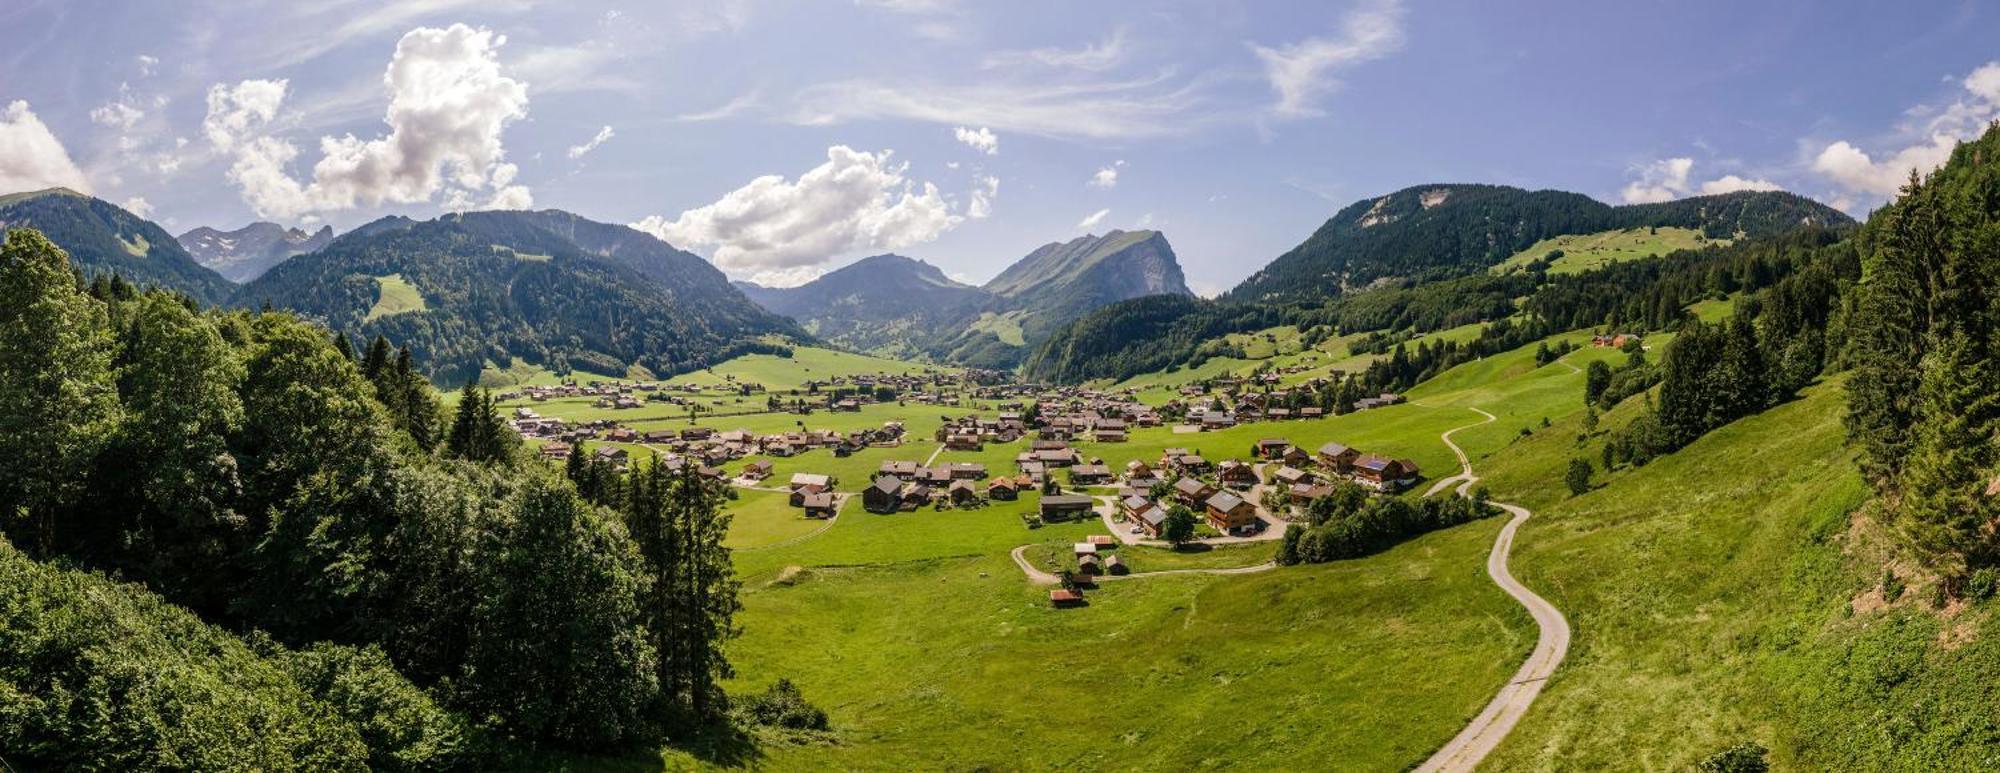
[{"x1": 1250, "y1": 0, "x2": 1406, "y2": 118}]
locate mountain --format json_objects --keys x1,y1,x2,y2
[
  {"x1": 177, "y1": 222, "x2": 336, "y2": 283},
  {"x1": 734, "y1": 254, "x2": 992, "y2": 357},
  {"x1": 232, "y1": 209, "x2": 803, "y2": 384},
  {"x1": 736, "y1": 230, "x2": 1194, "y2": 368},
  {"x1": 1227, "y1": 185, "x2": 1853, "y2": 302},
  {"x1": 0, "y1": 188, "x2": 235, "y2": 304}
]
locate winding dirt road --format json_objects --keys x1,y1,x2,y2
[{"x1": 1415, "y1": 407, "x2": 1571, "y2": 773}]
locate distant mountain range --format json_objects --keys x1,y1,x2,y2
[
  {"x1": 1227, "y1": 184, "x2": 1854, "y2": 302},
  {"x1": 737, "y1": 229, "x2": 1193, "y2": 368},
  {"x1": 178, "y1": 222, "x2": 336, "y2": 283},
  {"x1": 231, "y1": 209, "x2": 802, "y2": 383},
  {"x1": 0, "y1": 188, "x2": 235, "y2": 304}
]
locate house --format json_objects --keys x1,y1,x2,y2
[
  {"x1": 1034, "y1": 448, "x2": 1081, "y2": 468},
  {"x1": 1317, "y1": 441, "x2": 1361, "y2": 473},
  {"x1": 1200, "y1": 411, "x2": 1236, "y2": 430},
  {"x1": 1172, "y1": 477, "x2": 1217, "y2": 507},
  {"x1": 1203, "y1": 491, "x2": 1259, "y2": 533},
  {"x1": 1069, "y1": 464, "x2": 1112, "y2": 485},
  {"x1": 1050, "y1": 588, "x2": 1084, "y2": 607},
  {"x1": 904, "y1": 483, "x2": 934, "y2": 506},
  {"x1": 1091, "y1": 428, "x2": 1128, "y2": 443},
  {"x1": 1077, "y1": 554, "x2": 1103, "y2": 575},
  {"x1": 1278, "y1": 445, "x2": 1313, "y2": 467},
  {"x1": 1218, "y1": 460, "x2": 1258, "y2": 489},
  {"x1": 789, "y1": 473, "x2": 832, "y2": 491},
  {"x1": 1089, "y1": 535, "x2": 1116, "y2": 549},
  {"x1": 880, "y1": 460, "x2": 920, "y2": 478},
  {"x1": 948, "y1": 479, "x2": 979, "y2": 504},
  {"x1": 1300, "y1": 406, "x2": 1325, "y2": 419},
  {"x1": 1352, "y1": 455, "x2": 1420, "y2": 491},
  {"x1": 988, "y1": 477, "x2": 1019, "y2": 500},
  {"x1": 1289, "y1": 483, "x2": 1334, "y2": 504},
  {"x1": 1171, "y1": 454, "x2": 1212, "y2": 476},
  {"x1": 947, "y1": 462, "x2": 988, "y2": 480},
  {"x1": 800, "y1": 492, "x2": 837, "y2": 519},
  {"x1": 539, "y1": 444, "x2": 572, "y2": 460},
  {"x1": 1271, "y1": 466, "x2": 1314, "y2": 487},
  {"x1": 1073, "y1": 542, "x2": 1098, "y2": 557},
  {"x1": 1253, "y1": 438, "x2": 1290, "y2": 458},
  {"x1": 1039, "y1": 495, "x2": 1096, "y2": 522},
  {"x1": 1119, "y1": 495, "x2": 1158, "y2": 520},
  {"x1": 742, "y1": 460, "x2": 774, "y2": 481},
  {"x1": 1124, "y1": 459, "x2": 1156, "y2": 481},
  {"x1": 945, "y1": 433, "x2": 984, "y2": 451},
  {"x1": 863, "y1": 476, "x2": 903, "y2": 513},
  {"x1": 1105, "y1": 555, "x2": 1128, "y2": 575}
]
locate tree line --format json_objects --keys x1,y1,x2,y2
[
  {"x1": 0, "y1": 228, "x2": 783, "y2": 768},
  {"x1": 1275, "y1": 480, "x2": 1498, "y2": 565}
]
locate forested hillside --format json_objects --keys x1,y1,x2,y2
[
  {"x1": 1227, "y1": 185, "x2": 1850, "y2": 303},
  {"x1": 734, "y1": 254, "x2": 993, "y2": 357},
  {"x1": 0, "y1": 227, "x2": 764, "y2": 767},
  {"x1": 0, "y1": 188, "x2": 235, "y2": 304},
  {"x1": 234, "y1": 209, "x2": 801, "y2": 384}
]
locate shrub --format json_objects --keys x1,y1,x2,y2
[
  {"x1": 740, "y1": 679, "x2": 830, "y2": 731},
  {"x1": 1697, "y1": 741, "x2": 1769, "y2": 772}
]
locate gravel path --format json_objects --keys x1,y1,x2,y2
[{"x1": 1415, "y1": 407, "x2": 1572, "y2": 773}]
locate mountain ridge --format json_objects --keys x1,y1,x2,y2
[
  {"x1": 0, "y1": 188, "x2": 235, "y2": 304},
  {"x1": 178, "y1": 221, "x2": 336, "y2": 283}
]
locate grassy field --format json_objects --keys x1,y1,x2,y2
[
  {"x1": 967, "y1": 311, "x2": 1028, "y2": 346},
  {"x1": 665, "y1": 346, "x2": 951, "y2": 391},
  {"x1": 365, "y1": 273, "x2": 428, "y2": 321},
  {"x1": 724, "y1": 488, "x2": 840, "y2": 550},
  {"x1": 1492, "y1": 227, "x2": 1725, "y2": 275}
]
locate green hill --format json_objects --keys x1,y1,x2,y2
[
  {"x1": 0, "y1": 188, "x2": 235, "y2": 304},
  {"x1": 1227, "y1": 185, "x2": 1851, "y2": 303},
  {"x1": 233, "y1": 209, "x2": 803, "y2": 384}
]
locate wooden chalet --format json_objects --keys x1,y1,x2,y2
[
  {"x1": 1172, "y1": 477, "x2": 1217, "y2": 507},
  {"x1": 863, "y1": 476, "x2": 903, "y2": 513},
  {"x1": 800, "y1": 492, "x2": 837, "y2": 519},
  {"x1": 1351, "y1": 455, "x2": 1420, "y2": 491},
  {"x1": 1217, "y1": 460, "x2": 1258, "y2": 489},
  {"x1": 1317, "y1": 441, "x2": 1361, "y2": 473},
  {"x1": 1039, "y1": 495, "x2": 1096, "y2": 523},
  {"x1": 1203, "y1": 491, "x2": 1259, "y2": 533}
]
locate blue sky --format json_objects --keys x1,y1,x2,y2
[{"x1": 1, "y1": 1, "x2": 1995, "y2": 293}]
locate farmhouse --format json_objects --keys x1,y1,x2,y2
[
  {"x1": 864, "y1": 476, "x2": 903, "y2": 513},
  {"x1": 1272, "y1": 466, "x2": 1314, "y2": 487},
  {"x1": 741, "y1": 460, "x2": 773, "y2": 481},
  {"x1": 1069, "y1": 464, "x2": 1112, "y2": 485},
  {"x1": 1039, "y1": 495, "x2": 1095, "y2": 522},
  {"x1": 1317, "y1": 441, "x2": 1361, "y2": 473},
  {"x1": 789, "y1": 473, "x2": 831, "y2": 491},
  {"x1": 1218, "y1": 460, "x2": 1258, "y2": 489},
  {"x1": 988, "y1": 477, "x2": 1019, "y2": 500},
  {"x1": 800, "y1": 492, "x2": 837, "y2": 519},
  {"x1": 1203, "y1": 491, "x2": 1259, "y2": 534},
  {"x1": 948, "y1": 479, "x2": 980, "y2": 504},
  {"x1": 1253, "y1": 438, "x2": 1290, "y2": 458},
  {"x1": 1352, "y1": 455, "x2": 1420, "y2": 491},
  {"x1": 1172, "y1": 477, "x2": 1217, "y2": 507}
]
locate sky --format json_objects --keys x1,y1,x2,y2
[{"x1": 1, "y1": 0, "x2": 1996, "y2": 294}]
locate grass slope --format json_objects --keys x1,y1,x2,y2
[
  {"x1": 364, "y1": 273, "x2": 428, "y2": 321},
  {"x1": 1478, "y1": 377, "x2": 2000, "y2": 769},
  {"x1": 1492, "y1": 227, "x2": 1726, "y2": 275}
]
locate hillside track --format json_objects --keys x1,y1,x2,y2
[{"x1": 1416, "y1": 408, "x2": 1571, "y2": 772}]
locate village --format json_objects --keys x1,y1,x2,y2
[{"x1": 496, "y1": 360, "x2": 1422, "y2": 608}]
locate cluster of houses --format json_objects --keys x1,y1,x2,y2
[
  {"x1": 862, "y1": 459, "x2": 1020, "y2": 513},
  {"x1": 1591, "y1": 333, "x2": 1641, "y2": 348},
  {"x1": 522, "y1": 410, "x2": 907, "y2": 468}
]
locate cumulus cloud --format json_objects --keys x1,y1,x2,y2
[
  {"x1": 1620, "y1": 157, "x2": 1781, "y2": 204},
  {"x1": 968, "y1": 174, "x2": 998, "y2": 219},
  {"x1": 568, "y1": 125, "x2": 615, "y2": 159},
  {"x1": 204, "y1": 24, "x2": 531, "y2": 219},
  {"x1": 0, "y1": 101, "x2": 91, "y2": 194},
  {"x1": 1251, "y1": 0, "x2": 1406, "y2": 118},
  {"x1": 202, "y1": 79, "x2": 287, "y2": 152},
  {"x1": 90, "y1": 100, "x2": 145, "y2": 130},
  {"x1": 631, "y1": 145, "x2": 963, "y2": 278},
  {"x1": 137, "y1": 54, "x2": 159, "y2": 77},
  {"x1": 120, "y1": 196, "x2": 153, "y2": 218},
  {"x1": 1077, "y1": 208, "x2": 1110, "y2": 230},
  {"x1": 1089, "y1": 159, "x2": 1124, "y2": 189},
  {"x1": 1810, "y1": 61, "x2": 2000, "y2": 200},
  {"x1": 953, "y1": 125, "x2": 998, "y2": 155}
]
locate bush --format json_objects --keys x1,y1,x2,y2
[
  {"x1": 740, "y1": 679, "x2": 830, "y2": 731},
  {"x1": 1697, "y1": 741, "x2": 1769, "y2": 772}
]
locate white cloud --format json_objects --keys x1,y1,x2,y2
[
  {"x1": 1089, "y1": 159, "x2": 1124, "y2": 189},
  {"x1": 968, "y1": 174, "x2": 998, "y2": 219},
  {"x1": 1809, "y1": 61, "x2": 2000, "y2": 200},
  {"x1": 0, "y1": 101, "x2": 91, "y2": 194},
  {"x1": 953, "y1": 125, "x2": 998, "y2": 155},
  {"x1": 202, "y1": 79, "x2": 288, "y2": 152},
  {"x1": 1077, "y1": 208, "x2": 1110, "y2": 230},
  {"x1": 120, "y1": 196, "x2": 153, "y2": 218},
  {"x1": 675, "y1": 92, "x2": 760, "y2": 123},
  {"x1": 568, "y1": 125, "x2": 615, "y2": 159},
  {"x1": 90, "y1": 100, "x2": 145, "y2": 130},
  {"x1": 205, "y1": 24, "x2": 531, "y2": 219},
  {"x1": 792, "y1": 71, "x2": 1212, "y2": 140},
  {"x1": 1251, "y1": 0, "x2": 1406, "y2": 118},
  {"x1": 1620, "y1": 157, "x2": 1782, "y2": 204},
  {"x1": 136, "y1": 54, "x2": 159, "y2": 77},
  {"x1": 1698, "y1": 174, "x2": 1782, "y2": 195},
  {"x1": 1619, "y1": 157, "x2": 1693, "y2": 204},
  {"x1": 632, "y1": 146, "x2": 962, "y2": 277},
  {"x1": 982, "y1": 28, "x2": 1129, "y2": 72}
]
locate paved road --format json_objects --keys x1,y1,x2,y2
[
  {"x1": 1009, "y1": 543, "x2": 1278, "y2": 585},
  {"x1": 1415, "y1": 407, "x2": 1572, "y2": 773}
]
